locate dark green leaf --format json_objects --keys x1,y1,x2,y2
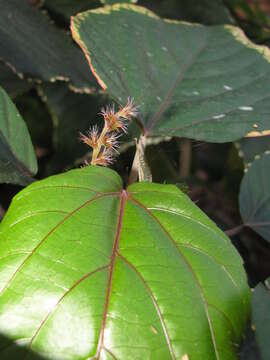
[
  {"x1": 239, "y1": 152, "x2": 270, "y2": 242},
  {"x1": 0, "y1": 166, "x2": 250, "y2": 359},
  {"x1": 252, "y1": 278, "x2": 270, "y2": 360},
  {"x1": 0, "y1": 0, "x2": 97, "y2": 91},
  {"x1": 0, "y1": 62, "x2": 32, "y2": 98},
  {"x1": 236, "y1": 136, "x2": 270, "y2": 164},
  {"x1": 71, "y1": 4, "x2": 270, "y2": 142},
  {"x1": 0, "y1": 86, "x2": 37, "y2": 185},
  {"x1": 38, "y1": 82, "x2": 107, "y2": 173},
  {"x1": 44, "y1": 0, "x2": 102, "y2": 20},
  {"x1": 139, "y1": 0, "x2": 233, "y2": 25}
]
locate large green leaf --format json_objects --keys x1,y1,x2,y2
[
  {"x1": 239, "y1": 152, "x2": 270, "y2": 242},
  {"x1": 0, "y1": 0, "x2": 97, "y2": 92},
  {"x1": 71, "y1": 4, "x2": 270, "y2": 142},
  {"x1": 0, "y1": 86, "x2": 37, "y2": 185},
  {"x1": 0, "y1": 166, "x2": 250, "y2": 359},
  {"x1": 252, "y1": 277, "x2": 270, "y2": 360}
]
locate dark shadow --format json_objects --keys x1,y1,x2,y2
[{"x1": 0, "y1": 333, "x2": 49, "y2": 360}]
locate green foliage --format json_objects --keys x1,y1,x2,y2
[
  {"x1": 71, "y1": 4, "x2": 270, "y2": 142},
  {"x1": 0, "y1": 86, "x2": 37, "y2": 185},
  {"x1": 252, "y1": 278, "x2": 270, "y2": 360},
  {"x1": 0, "y1": 166, "x2": 250, "y2": 359},
  {"x1": 0, "y1": 0, "x2": 97, "y2": 91},
  {"x1": 239, "y1": 152, "x2": 270, "y2": 242}
]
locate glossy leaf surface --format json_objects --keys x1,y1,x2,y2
[
  {"x1": 252, "y1": 277, "x2": 270, "y2": 360},
  {"x1": 0, "y1": 0, "x2": 97, "y2": 91},
  {"x1": 0, "y1": 166, "x2": 250, "y2": 359},
  {"x1": 239, "y1": 152, "x2": 270, "y2": 242},
  {"x1": 0, "y1": 86, "x2": 37, "y2": 185},
  {"x1": 71, "y1": 4, "x2": 270, "y2": 142}
]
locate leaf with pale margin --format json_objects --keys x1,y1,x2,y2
[
  {"x1": 252, "y1": 277, "x2": 270, "y2": 360},
  {"x1": 71, "y1": 4, "x2": 270, "y2": 142},
  {"x1": 0, "y1": 166, "x2": 249, "y2": 359},
  {"x1": 239, "y1": 152, "x2": 270, "y2": 242},
  {"x1": 0, "y1": 62, "x2": 32, "y2": 99},
  {"x1": 0, "y1": 86, "x2": 37, "y2": 185},
  {"x1": 0, "y1": 0, "x2": 97, "y2": 92},
  {"x1": 236, "y1": 136, "x2": 270, "y2": 164}
]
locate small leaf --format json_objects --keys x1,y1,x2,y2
[
  {"x1": 0, "y1": 86, "x2": 37, "y2": 185},
  {"x1": 239, "y1": 152, "x2": 270, "y2": 242},
  {"x1": 71, "y1": 4, "x2": 270, "y2": 142},
  {"x1": 252, "y1": 278, "x2": 270, "y2": 360},
  {"x1": 0, "y1": 0, "x2": 97, "y2": 92},
  {"x1": 0, "y1": 166, "x2": 250, "y2": 359}
]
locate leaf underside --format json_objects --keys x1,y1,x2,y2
[
  {"x1": 239, "y1": 152, "x2": 270, "y2": 242},
  {"x1": 0, "y1": 86, "x2": 37, "y2": 185},
  {"x1": 0, "y1": 166, "x2": 249, "y2": 359},
  {"x1": 71, "y1": 4, "x2": 270, "y2": 142}
]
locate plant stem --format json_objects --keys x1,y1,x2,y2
[
  {"x1": 91, "y1": 124, "x2": 108, "y2": 164},
  {"x1": 179, "y1": 138, "x2": 192, "y2": 179},
  {"x1": 225, "y1": 224, "x2": 245, "y2": 237}
]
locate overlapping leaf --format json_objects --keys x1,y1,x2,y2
[
  {"x1": 239, "y1": 152, "x2": 270, "y2": 242},
  {"x1": 0, "y1": 86, "x2": 37, "y2": 185},
  {"x1": 0, "y1": 166, "x2": 249, "y2": 359},
  {"x1": 71, "y1": 4, "x2": 270, "y2": 142},
  {"x1": 0, "y1": 62, "x2": 32, "y2": 99},
  {"x1": 0, "y1": 0, "x2": 97, "y2": 92}
]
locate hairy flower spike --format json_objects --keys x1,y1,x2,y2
[
  {"x1": 80, "y1": 98, "x2": 138, "y2": 166},
  {"x1": 118, "y1": 97, "x2": 138, "y2": 119},
  {"x1": 79, "y1": 125, "x2": 99, "y2": 149}
]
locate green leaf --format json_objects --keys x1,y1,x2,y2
[
  {"x1": 44, "y1": 0, "x2": 102, "y2": 20},
  {"x1": 0, "y1": 166, "x2": 250, "y2": 359},
  {"x1": 71, "y1": 4, "x2": 270, "y2": 142},
  {"x1": 239, "y1": 152, "x2": 270, "y2": 242},
  {"x1": 0, "y1": 86, "x2": 37, "y2": 185},
  {"x1": 38, "y1": 82, "x2": 107, "y2": 174},
  {"x1": 138, "y1": 0, "x2": 233, "y2": 26},
  {"x1": 252, "y1": 278, "x2": 270, "y2": 360},
  {"x1": 0, "y1": 0, "x2": 97, "y2": 92},
  {"x1": 236, "y1": 136, "x2": 270, "y2": 164},
  {"x1": 0, "y1": 62, "x2": 32, "y2": 99}
]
